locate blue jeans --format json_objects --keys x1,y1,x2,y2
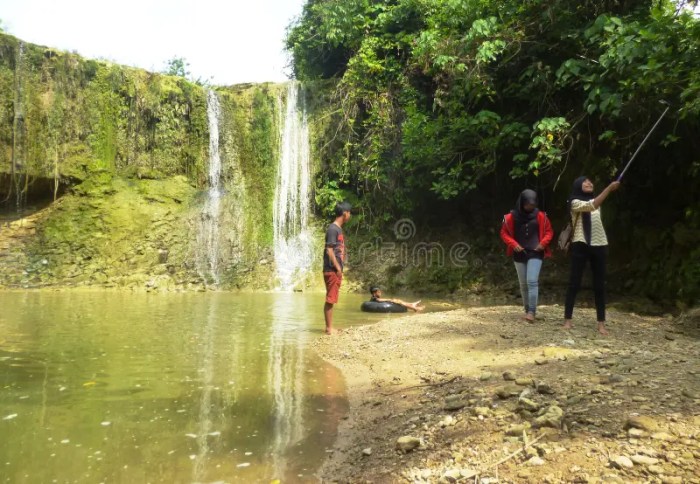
[{"x1": 514, "y1": 258, "x2": 543, "y2": 315}]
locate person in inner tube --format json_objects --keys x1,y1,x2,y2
[{"x1": 369, "y1": 286, "x2": 425, "y2": 312}]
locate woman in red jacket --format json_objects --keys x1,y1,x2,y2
[{"x1": 500, "y1": 189, "x2": 554, "y2": 321}]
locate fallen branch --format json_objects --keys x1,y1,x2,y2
[
  {"x1": 379, "y1": 376, "x2": 460, "y2": 396},
  {"x1": 477, "y1": 431, "x2": 547, "y2": 476}
]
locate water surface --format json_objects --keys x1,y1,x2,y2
[{"x1": 0, "y1": 291, "x2": 420, "y2": 483}]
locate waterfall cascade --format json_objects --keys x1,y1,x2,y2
[
  {"x1": 196, "y1": 89, "x2": 223, "y2": 285},
  {"x1": 12, "y1": 41, "x2": 26, "y2": 209},
  {"x1": 273, "y1": 83, "x2": 314, "y2": 290}
]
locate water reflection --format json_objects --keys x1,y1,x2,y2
[
  {"x1": 0, "y1": 291, "x2": 396, "y2": 482},
  {"x1": 268, "y1": 293, "x2": 307, "y2": 480}
]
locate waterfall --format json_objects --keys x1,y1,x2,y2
[
  {"x1": 196, "y1": 89, "x2": 223, "y2": 286},
  {"x1": 12, "y1": 41, "x2": 26, "y2": 210},
  {"x1": 273, "y1": 83, "x2": 314, "y2": 290}
]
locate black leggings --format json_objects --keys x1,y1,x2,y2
[{"x1": 564, "y1": 242, "x2": 608, "y2": 322}]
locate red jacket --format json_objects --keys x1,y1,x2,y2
[{"x1": 500, "y1": 211, "x2": 554, "y2": 258}]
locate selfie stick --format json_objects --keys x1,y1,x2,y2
[{"x1": 617, "y1": 103, "x2": 670, "y2": 181}]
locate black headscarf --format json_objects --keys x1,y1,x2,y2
[
  {"x1": 512, "y1": 189, "x2": 539, "y2": 224},
  {"x1": 568, "y1": 176, "x2": 594, "y2": 244}
]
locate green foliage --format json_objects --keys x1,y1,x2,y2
[
  {"x1": 0, "y1": 32, "x2": 210, "y2": 194},
  {"x1": 289, "y1": 0, "x2": 700, "y2": 304}
]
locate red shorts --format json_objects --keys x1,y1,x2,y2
[{"x1": 323, "y1": 271, "x2": 342, "y2": 304}]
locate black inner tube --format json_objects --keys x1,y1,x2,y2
[{"x1": 360, "y1": 300, "x2": 408, "y2": 313}]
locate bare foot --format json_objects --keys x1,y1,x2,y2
[
  {"x1": 325, "y1": 328, "x2": 342, "y2": 335},
  {"x1": 415, "y1": 306, "x2": 425, "y2": 312},
  {"x1": 563, "y1": 320, "x2": 573, "y2": 330},
  {"x1": 597, "y1": 322, "x2": 609, "y2": 335},
  {"x1": 525, "y1": 312, "x2": 535, "y2": 323}
]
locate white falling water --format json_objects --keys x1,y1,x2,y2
[
  {"x1": 197, "y1": 89, "x2": 223, "y2": 285},
  {"x1": 273, "y1": 83, "x2": 314, "y2": 290}
]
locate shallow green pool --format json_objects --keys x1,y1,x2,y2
[{"x1": 0, "y1": 291, "x2": 422, "y2": 483}]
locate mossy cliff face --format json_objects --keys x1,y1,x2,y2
[{"x1": 0, "y1": 33, "x2": 296, "y2": 290}]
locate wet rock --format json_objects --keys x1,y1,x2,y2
[
  {"x1": 496, "y1": 385, "x2": 520, "y2": 399},
  {"x1": 534, "y1": 405, "x2": 564, "y2": 428},
  {"x1": 479, "y1": 372, "x2": 493, "y2": 381},
  {"x1": 624, "y1": 415, "x2": 660, "y2": 433},
  {"x1": 610, "y1": 455, "x2": 634, "y2": 469},
  {"x1": 503, "y1": 371, "x2": 517, "y2": 381},
  {"x1": 630, "y1": 454, "x2": 658, "y2": 466},
  {"x1": 648, "y1": 465, "x2": 664, "y2": 475},
  {"x1": 444, "y1": 395, "x2": 466, "y2": 411},
  {"x1": 536, "y1": 381, "x2": 554, "y2": 394},
  {"x1": 519, "y1": 397, "x2": 540, "y2": 412},
  {"x1": 396, "y1": 436, "x2": 421, "y2": 453}
]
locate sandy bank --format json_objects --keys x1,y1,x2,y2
[{"x1": 312, "y1": 304, "x2": 700, "y2": 483}]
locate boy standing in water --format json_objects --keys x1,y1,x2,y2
[{"x1": 323, "y1": 202, "x2": 352, "y2": 335}]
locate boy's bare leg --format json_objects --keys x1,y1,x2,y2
[{"x1": 324, "y1": 302, "x2": 334, "y2": 334}]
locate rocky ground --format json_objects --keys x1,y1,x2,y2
[{"x1": 312, "y1": 304, "x2": 700, "y2": 483}]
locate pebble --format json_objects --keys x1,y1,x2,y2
[
  {"x1": 527, "y1": 456, "x2": 545, "y2": 466},
  {"x1": 362, "y1": 447, "x2": 372, "y2": 456},
  {"x1": 439, "y1": 416, "x2": 455, "y2": 428},
  {"x1": 519, "y1": 397, "x2": 540, "y2": 412},
  {"x1": 516, "y1": 378, "x2": 533, "y2": 386},
  {"x1": 627, "y1": 428, "x2": 646, "y2": 438},
  {"x1": 534, "y1": 405, "x2": 564, "y2": 428},
  {"x1": 660, "y1": 477, "x2": 682, "y2": 484},
  {"x1": 444, "y1": 395, "x2": 466, "y2": 411},
  {"x1": 648, "y1": 465, "x2": 664, "y2": 475},
  {"x1": 624, "y1": 415, "x2": 659, "y2": 432},
  {"x1": 495, "y1": 386, "x2": 520, "y2": 399},
  {"x1": 630, "y1": 454, "x2": 658, "y2": 466},
  {"x1": 503, "y1": 371, "x2": 517, "y2": 381},
  {"x1": 506, "y1": 422, "x2": 531, "y2": 436},
  {"x1": 395, "y1": 436, "x2": 421, "y2": 452},
  {"x1": 536, "y1": 382, "x2": 554, "y2": 394},
  {"x1": 535, "y1": 358, "x2": 549, "y2": 366},
  {"x1": 479, "y1": 372, "x2": 493, "y2": 381},
  {"x1": 651, "y1": 432, "x2": 677, "y2": 442},
  {"x1": 473, "y1": 407, "x2": 491, "y2": 417},
  {"x1": 610, "y1": 455, "x2": 634, "y2": 469},
  {"x1": 443, "y1": 469, "x2": 461, "y2": 482}
]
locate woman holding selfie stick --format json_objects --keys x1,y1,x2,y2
[{"x1": 563, "y1": 177, "x2": 620, "y2": 335}]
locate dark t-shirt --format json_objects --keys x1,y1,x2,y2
[{"x1": 323, "y1": 223, "x2": 345, "y2": 272}]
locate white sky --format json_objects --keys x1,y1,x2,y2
[{"x1": 0, "y1": 0, "x2": 307, "y2": 85}]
